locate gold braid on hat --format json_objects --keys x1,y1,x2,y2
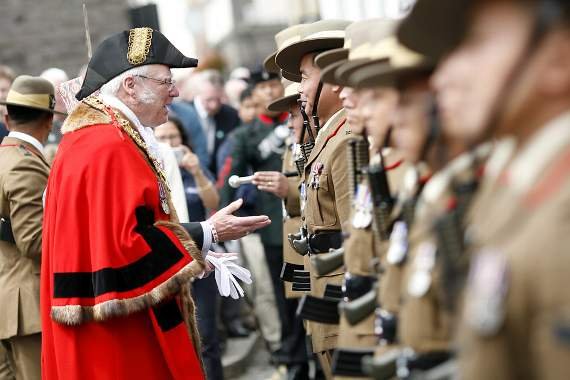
[{"x1": 127, "y1": 27, "x2": 153, "y2": 65}]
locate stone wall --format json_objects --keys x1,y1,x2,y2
[{"x1": 0, "y1": 0, "x2": 129, "y2": 77}]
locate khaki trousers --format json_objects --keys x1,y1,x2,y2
[{"x1": 1, "y1": 333, "x2": 41, "y2": 380}]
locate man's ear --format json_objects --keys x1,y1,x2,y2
[
  {"x1": 123, "y1": 76, "x2": 137, "y2": 97},
  {"x1": 332, "y1": 85, "x2": 343, "y2": 94},
  {"x1": 3, "y1": 113, "x2": 10, "y2": 131}
]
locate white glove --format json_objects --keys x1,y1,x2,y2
[{"x1": 206, "y1": 253, "x2": 252, "y2": 299}]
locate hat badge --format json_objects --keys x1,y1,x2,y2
[{"x1": 127, "y1": 27, "x2": 153, "y2": 65}]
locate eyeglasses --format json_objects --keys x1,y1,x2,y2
[{"x1": 135, "y1": 75, "x2": 176, "y2": 90}]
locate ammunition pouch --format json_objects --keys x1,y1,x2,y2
[
  {"x1": 339, "y1": 287, "x2": 377, "y2": 326},
  {"x1": 311, "y1": 247, "x2": 344, "y2": 276},
  {"x1": 0, "y1": 217, "x2": 15, "y2": 244},
  {"x1": 396, "y1": 350, "x2": 453, "y2": 379},
  {"x1": 332, "y1": 348, "x2": 375, "y2": 377},
  {"x1": 362, "y1": 350, "x2": 399, "y2": 380},
  {"x1": 308, "y1": 231, "x2": 343, "y2": 254}
]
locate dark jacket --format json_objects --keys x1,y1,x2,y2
[
  {"x1": 219, "y1": 113, "x2": 289, "y2": 246},
  {"x1": 173, "y1": 101, "x2": 240, "y2": 177}
]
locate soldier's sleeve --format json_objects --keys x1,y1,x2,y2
[
  {"x1": 219, "y1": 128, "x2": 249, "y2": 207},
  {"x1": 330, "y1": 139, "x2": 351, "y2": 230},
  {"x1": 284, "y1": 177, "x2": 301, "y2": 217},
  {"x1": 4, "y1": 155, "x2": 48, "y2": 261}
]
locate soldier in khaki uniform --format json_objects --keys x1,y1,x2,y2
[
  {"x1": 275, "y1": 19, "x2": 352, "y2": 378},
  {"x1": 251, "y1": 80, "x2": 311, "y2": 379},
  {"x1": 399, "y1": 0, "x2": 570, "y2": 379},
  {"x1": 310, "y1": 19, "x2": 408, "y2": 379},
  {"x1": 0, "y1": 76, "x2": 61, "y2": 380}
]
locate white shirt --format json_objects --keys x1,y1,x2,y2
[
  {"x1": 194, "y1": 97, "x2": 216, "y2": 155},
  {"x1": 7, "y1": 131, "x2": 44, "y2": 155}
]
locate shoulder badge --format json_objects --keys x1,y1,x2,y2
[{"x1": 465, "y1": 249, "x2": 509, "y2": 336}]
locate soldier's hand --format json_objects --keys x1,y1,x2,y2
[
  {"x1": 207, "y1": 199, "x2": 271, "y2": 241},
  {"x1": 252, "y1": 171, "x2": 289, "y2": 199}
]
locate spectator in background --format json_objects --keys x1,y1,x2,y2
[
  {"x1": 189, "y1": 70, "x2": 241, "y2": 175},
  {"x1": 0, "y1": 65, "x2": 15, "y2": 140},
  {"x1": 224, "y1": 67, "x2": 250, "y2": 109},
  {"x1": 40, "y1": 67, "x2": 68, "y2": 144},
  {"x1": 154, "y1": 116, "x2": 223, "y2": 380},
  {"x1": 238, "y1": 86, "x2": 258, "y2": 125}
]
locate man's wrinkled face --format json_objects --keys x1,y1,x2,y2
[
  {"x1": 432, "y1": 1, "x2": 533, "y2": 144},
  {"x1": 135, "y1": 65, "x2": 179, "y2": 127},
  {"x1": 360, "y1": 87, "x2": 399, "y2": 152},
  {"x1": 199, "y1": 83, "x2": 224, "y2": 116},
  {"x1": 298, "y1": 54, "x2": 320, "y2": 116},
  {"x1": 253, "y1": 79, "x2": 284, "y2": 111},
  {"x1": 339, "y1": 87, "x2": 365, "y2": 134},
  {"x1": 393, "y1": 78, "x2": 433, "y2": 163},
  {"x1": 287, "y1": 105, "x2": 303, "y2": 143}
]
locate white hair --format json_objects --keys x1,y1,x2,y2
[
  {"x1": 99, "y1": 65, "x2": 152, "y2": 97},
  {"x1": 40, "y1": 67, "x2": 68, "y2": 85}
]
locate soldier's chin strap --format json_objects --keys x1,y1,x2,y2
[
  {"x1": 475, "y1": 0, "x2": 565, "y2": 147},
  {"x1": 419, "y1": 95, "x2": 441, "y2": 164},
  {"x1": 311, "y1": 81, "x2": 324, "y2": 133}
]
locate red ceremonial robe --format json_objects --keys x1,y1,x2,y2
[{"x1": 41, "y1": 96, "x2": 205, "y2": 380}]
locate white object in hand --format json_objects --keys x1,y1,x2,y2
[
  {"x1": 228, "y1": 175, "x2": 254, "y2": 188},
  {"x1": 206, "y1": 255, "x2": 252, "y2": 299}
]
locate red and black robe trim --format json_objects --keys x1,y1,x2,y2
[{"x1": 50, "y1": 206, "x2": 205, "y2": 326}]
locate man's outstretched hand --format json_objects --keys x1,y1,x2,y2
[{"x1": 208, "y1": 198, "x2": 271, "y2": 241}]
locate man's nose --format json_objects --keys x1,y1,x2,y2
[{"x1": 170, "y1": 85, "x2": 180, "y2": 97}]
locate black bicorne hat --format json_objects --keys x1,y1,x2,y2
[{"x1": 76, "y1": 27, "x2": 198, "y2": 100}]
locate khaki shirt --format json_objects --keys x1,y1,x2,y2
[
  {"x1": 0, "y1": 136, "x2": 49, "y2": 339},
  {"x1": 460, "y1": 112, "x2": 570, "y2": 380},
  {"x1": 303, "y1": 108, "x2": 351, "y2": 353}
]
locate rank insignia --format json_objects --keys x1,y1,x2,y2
[
  {"x1": 465, "y1": 249, "x2": 508, "y2": 336},
  {"x1": 407, "y1": 241, "x2": 436, "y2": 298}
]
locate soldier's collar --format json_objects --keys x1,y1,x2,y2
[
  {"x1": 7, "y1": 131, "x2": 44, "y2": 155},
  {"x1": 505, "y1": 110, "x2": 570, "y2": 195}
]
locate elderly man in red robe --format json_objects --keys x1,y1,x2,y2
[{"x1": 41, "y1": 28, "x2": 270, "y2": 380}]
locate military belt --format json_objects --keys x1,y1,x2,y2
[
  {"x1": 343, "y1": 274, "x2": 376, "y2": 301},
  {"x1": 308, "y1": 230, "x2": 343, "y2": 254},
  {"x1": 323, "y1": 284, "x2": 343, "y2": 301},
  {"x1": 0, "y1": 217, "x2": 15, "y2": 244},
  {"x1": 296, "y1": 295, "x2": 340, "y2": 324},
  {"x1": 280, "y1": 262, "x2": 305, "y2": 282},
  {"x1": 292, "y1": 282, "x2": 311, "y2": 292},
  {"x1": 331, "y1": 348, "x2": 375, "y2": 377}
]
